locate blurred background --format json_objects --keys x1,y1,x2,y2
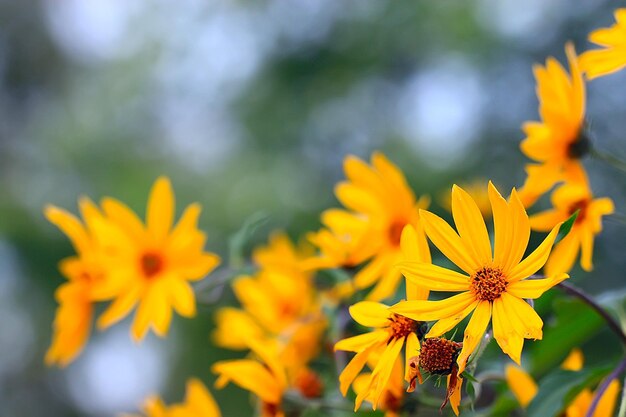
[{"x1": 1, "y1": 0, "x2": 625, "y2": 416}]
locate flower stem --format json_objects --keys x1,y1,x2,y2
[
  {"x1": 591, "y1": 148, "x2": 626, "y2": 173},
  {"x1": 557, "y1": 281, "x2": 626, "y2": 347},
  {"x1": 585, "y1": 357, "x2": 626, "y2": 417},
  {"x1": 618, "y1": 376, "x2": 626, "y2": 417}
]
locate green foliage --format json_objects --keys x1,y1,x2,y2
[
  {"x1": 228, "y1": 211, "x2": 269, "y2": 268},
  {"x1": 555, "y1": 210, "x2": 578, "y2": 245}
]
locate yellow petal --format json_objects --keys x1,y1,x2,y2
[
  {"x1": 211, "y1": 359, "x2": 282, "y2": 404},
  {"x1": 419, "y1": 209, "x2": 478, "y2": 275},
  {"x1": 401, "y1": 223, "x2": 431, "y2": 264},
  {"x1": 404, "y1": 332, "x2": 420, "y2": 383},
  {"x1": 451, "y1": 184, "x2": 492, "y2": 266},
  {"x1": 335, "y1": 182, "x2": 384, "y2": 217},
  {"x1": 505, "y1": 364, "x2": 538, "y2": 408},
  {"x1": 391, "y1": 292, "x2": 477, "y2": 322},
  {"x1": 592, "y1": 379, "x2": 620, "y2": 417},
  {"x1": 213, "y1": 308, "x2": 264, "y2": 350},
  {"x1": 561, "y1": 348, "x2": 584, "y2": 371},
  {"x1": 544, "y1": 231, "x2": 580, "y2": 277},
  {"x1": 349, "y1": 302, "x2": 391, "y2": 328},
  {"x1": 426, "y1": 300, "x2": 478, "y2": 338},
  {"x1": 147, "y1": 177, "x2": 175, "y2": 242},
  {"x1": 492, "y1": 298, "x2": 523, "y2": 365},
  {"x1": 334, "y1": 330, "x2": 388, "y2": 353},
  {"x1": 166, "y1": 277, "x2": 196, "y2": 318},
  {"x1": 354, "y1": 254, "x2": 388, "y2": 289},
  {"x1": 529, "y1": 209, "x2": 564, "y2": 232},
  {"x1": 507, "y1": 222, "x2": 561, "y2": 282},
  {"x1": 365, "y1": 264, "x2": 402, "y2": 302},
  {"x1": 97, "y1": 284, "x2": 141, "y2": 329},
  {"x1": 504, "y1": 189, "x2": 531, "y2": 273},
  {"x1": 506, "y1": 273, "x2": 569, "y2": 299},
  {"x1": 579, "y1": 228, "x2": 594, "y2": 272},
  {"x1": 338, "y1": 344, "x2": 380, "y2": 396},
  {"x1": 44, "y1": 205, "x2": 90, "y2": 255},
  {"x1": 500, "y1": 293, "x2": 543, "y2": 340},
  {"x1": 398, "y1": 261, "x2": 469, "y2": 292},
  {"x1": 457, "y1": 300, "x2": 491, "y2": 374}
]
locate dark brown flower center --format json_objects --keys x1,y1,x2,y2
[
  {"x1": 388, "y1": 220, "x2": 407, "y2": 247},
  {"x1": 388, "y1": 314, "x2": 421, "y2": 340},
  {"x1": 140, "y1": 252, "x2": 164, "y2": 278},
  {"x1": 568, "y1": 199, "x2": 589, "y2": 224},
  {"x1": 567, "y1": 131, "x2": 591, "y2": 159},
  {"x1": 419, "y1": 338, "x2": 462, "y2": 375},
  {"x1": 470, "y1": 267, "x2": 507, "y2": 301}
]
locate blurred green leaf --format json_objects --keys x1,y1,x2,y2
[
  {"x1": 531, "y1": 298, "x2": 604, "y2": 374},
  {"x1": 527, "y1": 367, "x2": 611, "y2": 417}
]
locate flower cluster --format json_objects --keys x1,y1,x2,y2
[{"x1": 43, "y1": 8, "x2": 626, "y2": 417}]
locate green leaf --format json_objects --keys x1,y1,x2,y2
[
  {"x1": 228, "y1": 211, "x2": 269, "y2": 269},
  {"x1": 555, "y1": 210, "x2": 578, "y2": 244},
  {"x1": 527, "y1": 367, "x2": 611, "y2": 417},
  {"x1": 461, "y1": 371, "x2": 479, "y2": 383},
  {"x1": 530, "y1": 298, "x2": 604, "y2": 375}
]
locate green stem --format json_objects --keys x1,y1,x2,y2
[
  {"x1": 618, "y1": 376, "x2": 626, "y2": 417},
  {"x1": 591, "y1": 148, "x2": 626, "y2": 173}
]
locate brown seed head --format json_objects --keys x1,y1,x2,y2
[
  {"x1": 419, "y1": 338, "x2": 462, "y2": 375},
  {"x1": 470, "y1": 267, "x2": 507, "y2": 301}
]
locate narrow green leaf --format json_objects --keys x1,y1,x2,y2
[
  {"x1": 461, "y1": 371, "x2": 479, "y2": 383},
  {"x1": 555, "y1": 210, "x2": 578, "y2": 244}
]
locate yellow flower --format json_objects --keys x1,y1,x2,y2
[
  {"x1": 94, "y1": 177, "x2": 220, "y2": 341},
  {"x1": 122, "y1": 378, "x2": 220, "y2": 417},
  {"x1": 253, "y1": 231, "x2": 314, "y2": 276},
  {"x1": 580, "y1": 9, "x2": 626, "y2": 79},
  {"x1": 44, "y1": 199, "x2": 121, "y2": 366},
  {"x1": 334, "y1": 224, "x2": 430, "y2": 411},
  {"x1": 506, "y1": 350, "x2": 620, "y2": 417},
  {"x1": 308, "y1": 152, "x2": 430, "y2": 301},
  {"x1": 392, "y1": 183, "x2": 568, "y2": 373},
  {"x1": 517, "y1": 43, "x2": 588, "y2": 207},
  {"x1": 212, "y1": 340, "x2": 298, "y2": 417},
  {"x1": 530, "y1": 183, "x2": 614, "y2": 276}
]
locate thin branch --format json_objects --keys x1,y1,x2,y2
[
  {"x1": 618, "y1": 375, "x2": 626, "y2": 417},
  {"x1": 557, "y1": 281, "x2": 626, "y2": 347},
  {"x1": 585, "y1": 358, "x2": 626, "y2": 417},
  {"x1": 591, "y1": 148, "x2": 626, "y2": 173}
]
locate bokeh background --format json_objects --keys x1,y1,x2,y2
[{"x1": 1, "y1": 0, "x2": 625, "y2": 416}]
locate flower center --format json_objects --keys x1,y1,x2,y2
[
  {"x1": 262, "y1": 402, "x2": 280, "y2": 417},
  {"x1": 470, "y1": 267, "x2": 507, "y2": 301},
  {"x1": 388, "y1": 220, "x2": 406, "y2": 247},
  {"x1": 388, "y1": 314, "x2": 423, "y2": 340},
  {"x1": 568, "y1": 199, "x2": 589, "y2": 224},
  {"x1": 294, "y1": 369, "x2": 323, "y2": 399},
  {"x1": 382, "y1": 391, "x2": 402, "y2": 413},
  {"x1": 419, "y1": 338, "x2": 462, "y2": 375},
  {"x1": 140, "y1": 252, "x2": 164, "y2": 278},
  {"x1": 567, "y1": 132, "x2": 591, "y2": 159}
]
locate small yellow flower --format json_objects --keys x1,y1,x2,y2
[
  {"x1": 517, "y1": 43, "x2": 589, "y2": 207},
  {"x1": 530, "y1": 183, "x2": 614, "y2": 276},
  {"x1": 392, "y1": 183, "x2": 567, "y2": 373},
  {"x1": 94, "y1": 177, "x2": 220, "y2": 341},
  {"x1": 334, "y1": 224, "x2": 430, "y2": 411},
  {"x1": 308, "y1": 152, "x2": 430, "y2": 301},
  {"x1": 580, "y1": 9, "x2": 626, "y2": 79},
  {"x1": 44, "y1": 198, "x2": 121, "y2": 366},
  {"x1": 122, "y1": 378, "x2": 220, "y2": 417}
]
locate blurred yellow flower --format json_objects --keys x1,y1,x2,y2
[
  {"x1": 307, "y1": 152, "x2": 429, "y2": 301},
  {"x1": 517, "y1": 43, "x2": 588, "y2": 207},
  {"x1": 353, "y1": 357, "x2": 405, "y2": 417},
  {"x1": 94, "y1": 176, "x2": 220, "y2": 341},
  {"x1": 530, "y1": 183, "x2": 614, "y2": 276},
  {"x1": 334, "y1": 224, "x2": 430, "y2": 411},
  {"x1": 506, "y1": 349, "x2": 620, "y2": 417},
  {"x1": 122, "y1": 378, "x2": 220, "y2": 417},
  {"x1": 44, "y1": 198, "x2": 121, "y2": 366},
  {"x1": 393, "y1": 183, "x2": 567, "y2": 373},
  {"x1": 580, "y1": 9, "x2": 626, "y2": 79},
  {"x1": 440, "y1": 179, "x2": 492, "y2": 219}
]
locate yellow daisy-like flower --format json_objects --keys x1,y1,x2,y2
[
  {"x1": 392, "y1": 183, "x2": 568, "y2": 374},
  {"x1": 530, "y1": 183, "x2": 614, "y2": 276},
  {"x1": 308, "y1": 152, "x2": 430, "y2": 301},
  {"x1": 334, "y1": 224, "x2": 430, "y2": 411},
  {"x1": 122, "y1": 378, "x2": 220, "y2": 417},
  {"x1": 94, "y1": 177, "x2": 221, "y2": 341},
  {"x1": 44, "y1": 198, "x2": 122, "y2": 366},
  {"x1": 580, "y1": 9, "x2": 626, "y2": 79},
  {"x1": 518, "y1": 42, "x2": 589, "y2": 207}
]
